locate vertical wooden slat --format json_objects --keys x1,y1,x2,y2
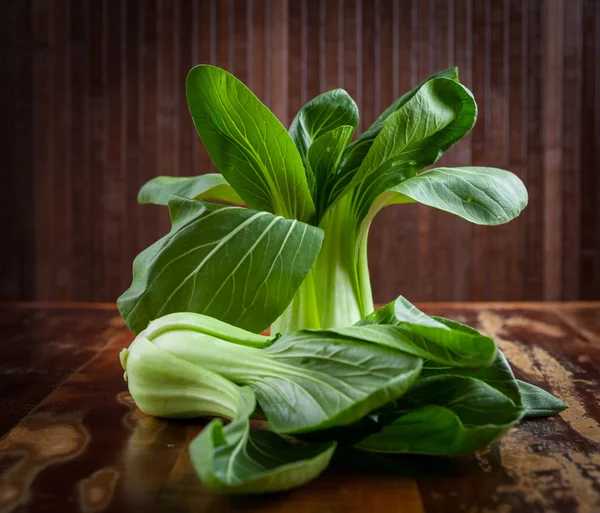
[
  {"x1": 4, "y1": 0, "x2": 599, "y2": 303},
  {"x1": 70, "y1": 0, "x2": 91, "y2": 301},
  {"x1": 178, "y1": 0, "x2": 194, "y2": 176},
  {"x1": 0, "y1": 0, "x2": 34, "y2": 300},
  {"x1": 487, "y1": 0, "x2": 510, "y2": 300},
  {"x1": 269, "y1": 0, "x2": 288, "y2": 123},
  {"x1": 369, "y1": 0, "x2": 397, "y2": 303},
  {"x1": 232, "y1": 0, "x2": 249, "y2": 84},
  {"x1": 470, "y1": 0, "x2": 489, "y2": 300},
  {"x1": 105, "y1": 0, "x2": 125, "y2": 299},
  {"x1": 306, "y1": 0, "x2": 322, "y2": 101},
  {"x1": 34, "y1": 0, "x2": 55, "y2": 300},
  {"x1": 88, "y1": 0, "x2": 107, "y2": 300},
  {"x1": 251, "y1": 0, "x2": 267, "y2": 102},
  {"x1": 139, "y1": 0, "x2": 161, "y2": 252},
  {"x1": 323, "y1": 0, "x2": 341, "y2": 91},
  {"x1": 580, "y1": 0, "x2": 598, "y2": 299},
  {"x1": 156, "y1": 0, "x2": 177, "y2": 240},
  {"x1": 561, "y1": 0, "x2": 583, "y2": 299},
  {"x1": 52, "y1": 0, "x2": 71, "y2": 300},
  {"x1": 451, "y1": 0, "x2": 473, "y2": 301},
  {"x1": 524, "y1": 0, "x2": 545, "y2": 300},
  {"x1": 432, "y1": 0, "x2": 454, "y2": 301},
  {"x1": 124, "y1": 0, "x2": 142, "y2": 281},
  {"x1": 543, "y1": 0, "x2": 564, "y2": 300},
  {"x1": 360, "y1": 0, "x2": 375, "y2": 129},
  {"x1": 342, "y1": 0, "x2": 359, "y2": 110},
  {"x1": 416, "y1": 0, "x2": 434, "y2": 301},
  {"x1": 287, "y1": 0, "x2": 302, "y2": 120},
  {"x1": 387, "y1": 0, "x2": 419, "y2": 301},
  {"x1": 507, "y1": 0, "x2": 526, "y2": 301},
  {"x1": 195, "y1": 0, "x2": 214, "y2": 172}
]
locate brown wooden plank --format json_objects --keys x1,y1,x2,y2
[
  {"x1": 232, "y1": 0, "x2": 249, "y2": 84},
  {"x1": 0, "y1": 306, "x2": 123, "y2": 437},
  {"x1": 33, "y1": 0, "x2": 55, "y2": 301},
  {"x1": 561, "y1": 0, "x2": 583, "y2": 300},
  {"x1": 451, "y1": 0, "x2": 474, "y2": 302},
  {"x1": 2, "y1": 0, "x2": 598, "y2": 304},
  {"x1": 195, "y1": 0, "x2": 215, "y2": 173},
  {"x1": 323, "y1": 0, "x2": 341, "y2": 91},
  {"x1": 251, "y1": 0, "x2": 267, "y2": 102},
  {"x1": 416, "y1": 0, "x2": 434, "y2": 302},
  {"x1": 88, "y1": 0, "x2": 109, "y2": 301},
  {"x1": 69, "y1": 0, "x2": 92, "y2": 302},
  {"x1": 470, "y1": 0, "x2": 489, "y2": 301},
  {"x1": 507, "y1": 0, "x2": 526, "y2": 301},
  {"x1": 415, "y1": 305, "x2": 600, "y2": 513},
  {"x1": 156, "y1": 0, "x2": 178, "y2": 245},
  {"x1": 342, "y1": 0, "x2": 359, "y2": 120},
  {"x1": 105, "y1": 0, "x2": 126, "y2": 300},
  {"x1": 1, "y1": 304, "x2": 598, "y2": 511},
  {"x1": 269, "y1": 0, "x2": 288, "y2": 123},
  {"x1": 580, "y1": 0, "x2": 599, "y2": 300},
  {"x1": 305, "y1": 0, "x2": 322, "y2": 102},
  {"x1": 177, "y1": 0, "x2": 195, "y2": 178},
  {"x1": 524, "y1": 0, "x2": 545, "y2": 300},
  {"x1": 287, "y1": 0, "x2": 302, "y2": 120},
  {"x1": 376, "y1": 0, "x2": 420, "y2": 303},
  {"x1": 0, "y1": 0, "x2": 35, "y2": 301},
  {"x1": 543, "y1": 0, "x2": 565, "y2": 300},
  {"x1": 486, "y1": 0, "x2": 511, "y2": 301},
  {"x1": 123, "y1": 0, "x2": 143, "y2": 280},
  {"x1": 368, "y1": 0, "x2": 398, "y2": 304},
  {"x1": 431, "y1": 0, "x2": 454, "y2": 301}
]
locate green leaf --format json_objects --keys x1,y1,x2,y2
[
  {"x1": 254, "y1": 330, "x2": 423, "y2": 434},
  {"x1": 339, "y1": 296, "x2": 497, "y2": 367},
  {"x1": 118, "y1": 196, "x2": 324, "y2": 334},
  {"x1": 190, "y1": 386, "x2": 336, "y2": 493},
  {"x1": 186, "y1": 65, "x2": 315, "y2": 221},
  {"x1": 331, "y1": 67, "x2": 459, "y2": 204},
  {"x1": 422, "y1": 346, "x2": 522, "y2": 407},
  {"x1": 346, "y1": 77, "x2": 477, "y2": 224},
  {"x1": 517, "y1": 380, "x2": 567, "y2": 419},
  {"x1": 137, "y1": 174, "x2": 243, "y2": 206},
  {"x1": 386, "y1": 166, "x2": 528, "y2": 225},
  {"x1": 356, "y1": 375, "x2": 522, "y2": 455},
  {"x1": 307, "y1": 125, "x2": 355, "y2": 221},
  {"x1": 289, "y1": 88, "x2": 359, "y2": 164}
]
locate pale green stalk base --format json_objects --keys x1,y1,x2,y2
[{"x1": 272, "y1": 195, "x2": 374, "y2": 333}]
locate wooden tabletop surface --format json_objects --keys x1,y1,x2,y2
[{"x1": 0, "y1": 302, "x2": 599, "y2": 513}]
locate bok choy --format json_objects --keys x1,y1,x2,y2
[{"x1": 118, "y1": 65, "x2": 566, "y2": 494}]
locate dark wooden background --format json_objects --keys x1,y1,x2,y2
[{"x1": 1, "y1": 0, "x2": 598, "y2": 305}]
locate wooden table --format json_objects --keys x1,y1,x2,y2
[{"x1": 1, "y1": 302, "x2": 599, "y2": 513}]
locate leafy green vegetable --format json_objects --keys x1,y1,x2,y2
[
  {"x1": 333, "y1": 67, "x2": 459, "y2": 199},
  {"x1": 289, "y1": 88, "x2": 358, "y2": 165},
  {"x1": 137, "y1": 174, "x2": 243, "y2": 206},
  {"x1": 355, "y1": 376, "x2": 521, "y2": 455},
  {"x1": 517, "y1": 380, "x2": 567, "y2": 418},
  {"x1": 118, "y1": 196, "x2": 323, "y2": 334},
  {"x1": 342, "y1": 296, "x2": 497, "y2": 367},
  {"x1": 386, "y1": 166, "x2": 528, "y2": 225},
  {"x1": 118, "y1": 63, "x2": 566, "y2": 494},
  {"x1": 190, "y1": 386, "x2": 336, "y2": 494},
  {"x1": 137, "y1": 312, "x2": 422, "y2": 434},
  {"x1": 186, "y1": 65, "x2": 315, "y2": 222}
]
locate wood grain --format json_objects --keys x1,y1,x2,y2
[
  {"x1": 0, "y1": 303, "x2": 598, "y2": 512},
  {"x1": 1, "y1": 0, "x2": 598, "y2": 303}
]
